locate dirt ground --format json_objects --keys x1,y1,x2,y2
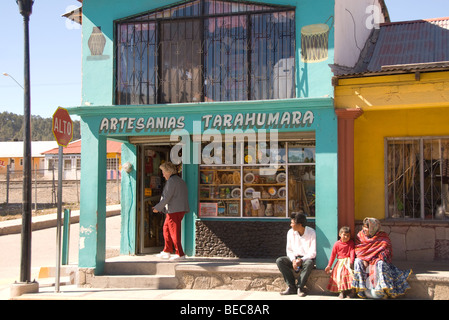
[{"x1": 0, "y1": 180, "x2": 121, "y2": 221}]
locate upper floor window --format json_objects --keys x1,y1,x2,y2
[{"x1": 116, "y1": 0, "x2": 295, "y2": 105}]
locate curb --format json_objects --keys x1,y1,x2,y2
[{"x1": 0, "y1": 205, "x2": 121, "y2": 235}]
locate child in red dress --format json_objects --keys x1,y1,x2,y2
[{"x1": 325, "y1": 226, "x2": 355, "y2": 298}]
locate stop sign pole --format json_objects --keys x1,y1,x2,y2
[{"x1": 52, "y1": 107, "x2": 73, "y2": 293}]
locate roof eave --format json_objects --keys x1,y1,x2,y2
[{"x1": 62, "y1": 5, "x2": 82, "y2": 25}]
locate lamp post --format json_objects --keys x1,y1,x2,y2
[
  {"x1": 17, "y1": 0, "x2": 34, "y2": 285},
  {"x1": 2, "y1": 73, "x2": 24, "y2": 89}
]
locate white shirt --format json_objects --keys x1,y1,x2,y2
[{"x1": 286, "y1": 226, "x2": 316, "y2": 262}]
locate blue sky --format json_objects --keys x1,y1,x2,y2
[
  {"x1": 0, "y1": 0, "x2": 448, "y2": 120},
  {"x1": 1, "y1": 1, "x2": 82, "y2": 119}
]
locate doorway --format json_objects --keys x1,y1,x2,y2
[{"x1": 136, "y1": 145, "x2": 171, "y2": 254}]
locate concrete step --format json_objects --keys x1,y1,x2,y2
[
  {"x1": 104, "y1": 261, "x2": 176, "y2": 276},
  {"x1": 88, "y1": 274, "x2": 179, "y2": 289},
  {"x1": 85, "y1": 260, "x2": 179, "y2": 289},
  {"x1": 38, "y1": 276, "x2": 74, "y2": 288},
  {"x1": 37, "y1": 265, "x2": 78, "y2": 287},
  {"x1": 41, "y1": 257, "x2": 449, "y2": 299}
]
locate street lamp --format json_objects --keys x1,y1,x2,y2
[
  {"x1": 2, "y1": 72, "x2": 24, "y2": 89},
  {"x1": 16, "y1": 0, "x2": 34, "y2": 286}
]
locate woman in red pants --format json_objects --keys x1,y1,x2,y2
[{"x1": 153, "y1": 162, "x2": 190, "y2": 261}]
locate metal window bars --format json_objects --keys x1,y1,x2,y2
[
  {"x1": 386, "y1": 137, "x2": 449, "y2": 220},
  {"x1": 115, "y1": 0, "x2": 295, "y2": 105}
]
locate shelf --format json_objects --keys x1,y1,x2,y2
[
  {"x1": 200, "y1": 184, "x2": 239, "y2": 186},
  {"x1": 144, "y1": 196, "x2": 160, "y2": 202},
  {"x1": 243, "y1": 198, "x2": 286, "y2": 201},
  {"x1": 243, "y1": 183, "x2": 285, "y2": 186},
  {"x1": 200, "y1": 198, "x2": 240, "y2": 201},
  {"x1": 199, "y1": 163, "x2": 313, "y2": 218},
  {"x1": 201, "y1": 169, "x2": 239, "y2": 171}
]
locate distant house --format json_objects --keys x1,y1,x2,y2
[
  {"x1": 0, "y1": 141, "x2": 58, "y2": 177},
  {"x1": 41, "y1": 139, "x2": 122, "y2": 180}
]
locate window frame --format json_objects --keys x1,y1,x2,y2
[
  {"x1": 385, "y1": 136, "x2": 449, "y2": 220},
  {"x1": 199, "y1": 138, "x2": 316, "y2": 219},
  {"x1": 114, "y1": 0, "x2": 296, "y2": 105}
]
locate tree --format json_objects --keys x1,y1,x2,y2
[{"x1": 0, "y1": 111, "x2": 81, "y2": 141}]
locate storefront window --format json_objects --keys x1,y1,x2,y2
[
  {"x1": 386, "y1": 137, "x2": 449, "y2": 220},
  {"x1": 199, "y1": 139, "x2": 315, "y2": 218},
  {"x1": 115, "y1": 0, "x2": 295, "y2": 105}
]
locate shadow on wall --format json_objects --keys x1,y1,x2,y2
[{"x1": 195, "y1": 220, "x2": 317, "y2": 259}]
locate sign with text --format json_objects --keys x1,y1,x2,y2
[{"x1": 52, "y1": 107, "x2": 73, "y2": 147}]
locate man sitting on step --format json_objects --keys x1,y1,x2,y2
[{"x1": 276, "y1": 212, "x2": 316, "y2": 297}]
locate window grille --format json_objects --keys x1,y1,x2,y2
[
  {"x1": 107, "y1": 158, "x2": 119, "y2": 170},
  {"x1": 386, "y1": 137, "x2": 449, "y2": 220},
  {"x1": 116, "y1": 0, "x2": 295, "y2": 105}
]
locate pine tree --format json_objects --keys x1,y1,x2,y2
[{"x1": 0, "y1": 111, "x2": 81, "y2": 141}]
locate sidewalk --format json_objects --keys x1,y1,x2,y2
[
  {"x1": 10, "y1": 285, "x2": 342, "y2": 300},
  {"x1": 2, "y1": 206, "x2": 449, "y2": 301}
]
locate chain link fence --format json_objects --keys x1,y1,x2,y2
[{"x1": 0, "y1": 167, "x2": 121, "y2": 217}]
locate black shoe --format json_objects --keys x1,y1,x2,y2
[{"x1": 280, "y1": 287, "x2": 297, "y2": 295}]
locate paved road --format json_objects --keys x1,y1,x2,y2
[{"x1": 0, "y1": 215, "x2": 121, "y2": 299}]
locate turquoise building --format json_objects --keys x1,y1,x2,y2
[{"x1": 66, "y1": 0, "x2": 388, "y2": 275}]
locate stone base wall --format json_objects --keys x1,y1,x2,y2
[
  {"x1": 355, "y1": 220, "x2": 449, "y2": 261},
  {"x1": 176, "y1": 268, "x2": 330, "y2": 294},
  {"x1": 195, "y1": 220, "x2": 293, "y2": 259},
  {"x1": 77, "y1": 268, "x2": 96, "y2": 287},
  {"x1": 177, "y1": 271, "x2": 286, "y2": 291}
]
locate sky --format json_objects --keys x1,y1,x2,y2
[
  {"x1": 0, "y1": 0, "x2": 448, "y2": 120},
  {"x1": 0, "y1": 0, "x2": 82, "y2": 120}
]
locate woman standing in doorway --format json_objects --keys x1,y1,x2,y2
[{"x1": 153, "y1": 162, "x2": 190, "y2": 261}]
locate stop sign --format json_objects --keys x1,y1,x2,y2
[{"x1": 52, "y1": 107, "x2": 73, "y2": 147}]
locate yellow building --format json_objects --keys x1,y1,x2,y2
[
  {"x1": 334, "y1": 18, "x2": 449, "y2": 261},
  {"x1": 42, "y1": 139, "x2": 122, "y2": 180},
  {"x1": 0, "y1": 141, "x2": 58, "y2": 176}
]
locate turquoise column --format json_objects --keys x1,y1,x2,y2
[
  {"x1": 120, "y1": 143, "x2": 137, "y2": 255},
  {"x1": 314, "y1": 108, "x2": 338, "y2": 269},
  {"x1": 78, "y1": 121, "x2": 107, "y2": 274},
  {"x1": 181, "y1": 140, "x2": 199, "y2": 257}
]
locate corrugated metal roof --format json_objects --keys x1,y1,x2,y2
[
  {"x1": 367, "y1": 17, "x2": 449, "y2": 72},
  {"x1": 42, "y1": 139, "x2": 122, "y2": 155},
  {"x1": 333, "y1": 17, "x2": 449, "y2": 77}
]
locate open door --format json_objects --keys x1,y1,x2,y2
[{"x1": 136, "y1": 145, "x2": 171, "y2": 254}]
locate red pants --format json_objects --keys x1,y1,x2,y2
[{"x1": 162, "y1": 211, "x2": 185, "y2": 256}]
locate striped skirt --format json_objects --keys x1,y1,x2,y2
[{"x1": 327, "y1": 257, "x2": 354, "y2": 293}]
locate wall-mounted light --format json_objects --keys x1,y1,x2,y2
[{"x1": 122, "y1": 161, "x2": 133, "y2": 173}]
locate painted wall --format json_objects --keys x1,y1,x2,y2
[
  {"x1": 354, "y1": 107, "x2": 449, "y2": 221},
  {"x1": 74, "y1": 0, "x2": 340, "y2": 271},
  {"x1": 74, "y1": 97, "x2": 338, "y2": 268},
  {"x1": 0, "y1": 157, "x2": 42, "y2": 175},
  {"x1": 78, "y1": 118, "x2": 107, "y2": 273},
  {"x1": 81, "y1": 0, "x2": 336, "y2": 107},
  {"x1": 334, "y1": 0, "x2": 386, "y2": 68},
  {"x1": 335, "y1": 71, "x2": 449, "y2": 220},
  {"x1": 120, "y1": 143, "x2": 137, "y2": 255}
]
